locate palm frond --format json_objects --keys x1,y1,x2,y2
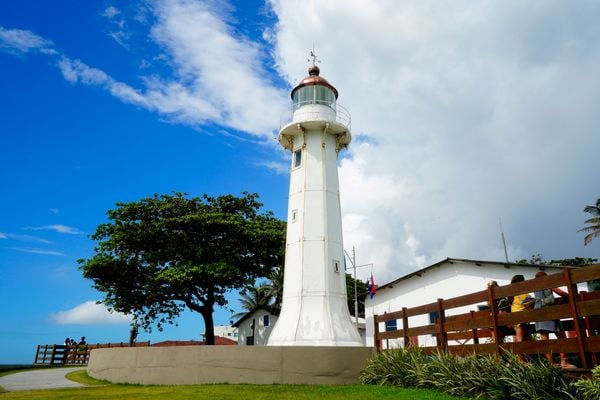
[
  {"x1": 583, "y1": 205, "x2": 600, "y2": 216},
  {"x1": 580, "y1": 198, "x2": 600, "y2": 245}
]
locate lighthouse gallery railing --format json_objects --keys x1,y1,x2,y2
[{"x1": 280, "y1": 100, "x2": 351, "y2": 131}]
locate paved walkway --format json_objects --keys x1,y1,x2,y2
[{"x1": 0, "y1": 367, "x2": 86, "y2": 391}]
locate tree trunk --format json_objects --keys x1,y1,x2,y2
[
  {"x1": 185, "y1": 296, "x2": 215, "y2": 345},
  {"x1": 201, "y1": 308, "x2": 215, "y2": 345}
]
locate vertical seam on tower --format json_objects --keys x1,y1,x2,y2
[
  {"x1": 293, "y1": 126, "x2": 307, "y2": 342},
  {"x1": 323, "y1": 124, "x2": 335, "y2": 342}
]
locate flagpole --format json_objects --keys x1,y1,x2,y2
[
  {"x1": 344, "y1": 248, "x2": 374, "y2": 329},
  {"x1": 353, "y1": 246, "x2": 358, "y2": 326}
]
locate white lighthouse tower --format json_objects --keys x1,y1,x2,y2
[{"x1": 267, "y1": 56, "x2": 362, "y2": 346}]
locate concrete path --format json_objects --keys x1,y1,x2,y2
[{"x1": 0, "y1": 367, "x2": 86, "y2": 391}]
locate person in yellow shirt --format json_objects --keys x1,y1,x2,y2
[{"x1": 509, "y1": 275, "x2": 534, "y2": 346}]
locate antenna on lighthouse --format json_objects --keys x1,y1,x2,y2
[{"x1": 308, "y1": 46, "x2": 321, "y2": 66}]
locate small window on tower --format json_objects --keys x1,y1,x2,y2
[
  {"x1": 333, "y1": 259, "x2": 340, "y2": 273},
  {"x1": 293, "y1": 148, "x2": 302, "y2": 168},
  {"x1": 291, "y1": 209, "x2": 298, "y2": 223}
]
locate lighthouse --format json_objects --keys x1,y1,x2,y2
[{"x1": 267, "y1": 56, "x2": 362, "y2": 346}]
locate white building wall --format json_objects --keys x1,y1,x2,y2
[
  {"x1": 365, "y1": 260, "x2": 570, "y2": 348},
  {"x1": 237, "y1": 310, "x2": 278, "y2": 346},
  {"x1": 213, "y1": 325, "x2": 238, "y2": 342}
]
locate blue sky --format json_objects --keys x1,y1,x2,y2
[{"x1": 1, "y1": 0, "x2": 599, "y2": 364}]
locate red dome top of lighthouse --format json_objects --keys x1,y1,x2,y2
[{"x1": 291, "y1": 64, "x2": 339, "y2": 100}]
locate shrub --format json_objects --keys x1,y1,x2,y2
[
  {"x1": 498, "y1": 354, "x2": 573, "y2": 400},
  {"x1": 360, "y1": 348, "x2": 577, "y2": 400},
  {"x1": 359, "y1": 346, "x2": 430, "y2": 387},
  {"x1": 573, "y1": 366, "x2": 600, "y2": 400}
]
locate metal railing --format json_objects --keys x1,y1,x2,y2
[{"x1": 280, "y1": 100, "x2": 351, "y2": 131}]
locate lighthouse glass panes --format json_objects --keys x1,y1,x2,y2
[{"x1": 292, "y1": 85, "x2": 336, "y2": 109}]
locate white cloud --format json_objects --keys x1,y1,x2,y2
[
  {"x1": 0, "y1": 232, "x2": 52, "y2": 244},
  {"x1": 3, "y1": 1, "x2": 287, "y2": 139},
  {"x1": 101, "y1": 5, "x2": 130, "y2": 48},
  {"x1": 253, "y1": 159, "x2": 289, "y2": 175},
  {"x1": 47, "y1": 0, "x2": 288, "y2": 138},
  {"x1": 4, "y1": 247, "x2": 64, "y2": 256},
  {"x1": 148, "y1": 0, "x2": 287, "y2": 135},
  {"x1": 49, "y1": 208, "x2": 60, "y2": 215},
  {"x1": 270, "y1": 0, "x2": 600, "y2": 283},
  {"x1": 102, "y1": 6, "x2": 121, "y2": 19},
  {"x1": 24, "y1": 224, "x2": 81, "y2": 235},
  {"x1": 50, "y1": 301, "x2": 133, "y2": 325},
  {"x1": 58, "y1": 58, "x2": 110, "y2": 85},
  {"x1": 0, "y1": 26, "x2": 55, "y2": 54}
]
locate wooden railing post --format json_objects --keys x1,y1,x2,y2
[
  {"x1": 564, "y1": 268, "x2": 589, "y2": 369},
  {"x1": 436, "y1": 298, "x2": 447, "y2": 352},
  {"x1": 487, "y1": 284, "x2": 502, "y2": 357},
  {"x1": 402, "y1": 307, "x2": 410, "y2": 348},
  {"x1": 373, "y1": 314, "x2": 381, "y2": 352},
  {"x1": 470, "y1": 311, "x2": 479, "y2": 345}
]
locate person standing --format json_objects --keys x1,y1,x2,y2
[
  {"x1": 533, "y1": 271, "x2": 576, "y2": 368},
  {"x1": 129, "y1": 323, "x2": 138, "y2": 347},
  {"x1": 509, "y1": 274, "x2": 535, "y2": 360}
]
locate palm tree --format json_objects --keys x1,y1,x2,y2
[
  {"x1": 231, "y1": 285, "x2": 274, "y2": 321},
  {"x1": 263, "y1": 266, "x2": 283, "y2": 314},
  {"x1": 580, "y1": 198, "x2": 600, "y2": 245}
]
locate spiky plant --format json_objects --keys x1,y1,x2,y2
[
  {"x1": 573, "y1": 365, "x2": 600, "y2": 400},
  {"x1": 359, "y1": 347, "x2": 430, "y2": 387}
]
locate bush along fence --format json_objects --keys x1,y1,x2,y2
[
  {"x1": 34, "y1": 341, "x2": 151, "y2": 365},
  {"x1": 373, "y1": 264, "x2": 600, "y2": 369}
]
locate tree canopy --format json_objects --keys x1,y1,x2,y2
[
  {"x1": 346, "y1": 273, "x2": 369, "y2": 318},
  {"x1": 78, "y1": 192, "x2": 285, "y2": 345},
  {"x1": 516, "y1": 254, "x2": 597, "y2": 266}
]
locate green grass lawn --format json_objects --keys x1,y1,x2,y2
[
  {"x1": 0, "y1": 384, "x2": 471, "y2": 399},
  {"x1": 0, "y1": 368, "x2": 471, "y2": 399}
]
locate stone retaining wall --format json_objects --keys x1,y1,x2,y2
[{"x1": 87, "y1": 346, "x2": 374, "y2": 385}]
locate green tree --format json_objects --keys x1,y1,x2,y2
[
  {"x1": 516, "y1": 254, "x2": 597, "y2": 266},
  {"x1": 580, "y1": 198, "x2": 600, "y2": 245},
  {"x1": 346, "y1": 273, "x2": 369, "y2": 318},
  {"x1": 78, "y1": 192, "x2": 285, "y2": 345}
]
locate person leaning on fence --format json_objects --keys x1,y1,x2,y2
[
  {"x1": 77, "y1": 336, "x2": 87, "y2": 353},
  {"x1": 534, "y1": 271, "x2": 577, "y2": 369},
  {"x1": 509, "y1": 274, "x2": 535, "y2": 348}
]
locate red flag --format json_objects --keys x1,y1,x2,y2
[{"x1": 368, "y1": 273, "x2": 376, "y2": 299}]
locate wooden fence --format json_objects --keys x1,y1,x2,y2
[
  {"x1": 34, "y1": 341, "x2": 151, "y2": 365},
  {"x1": 374, "y1": 264, "x2": 600, "y2": 369}
]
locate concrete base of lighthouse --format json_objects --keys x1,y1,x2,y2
[
  {"x1": 267, "y1": 294, "x2": 363, "y2": 346},
  {"x1": 87, "y1": 345, "x2": 374, "y2": 385}
]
